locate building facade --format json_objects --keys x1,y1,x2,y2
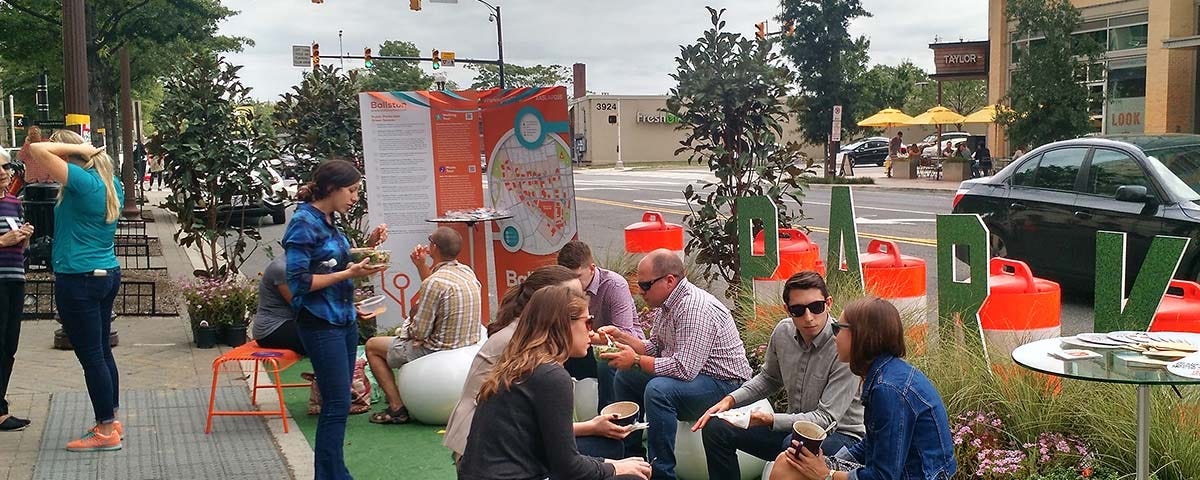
[{"x1": 988, "y1": 0, "x2": 1197, "y2": 155}]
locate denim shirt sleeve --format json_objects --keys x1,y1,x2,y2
[
  {"x1": 283, "y1": 214, "x2": 320, "y2": 307},
  {"x1": 847, "y1": 384, "x2": 913, "y2": 480}
]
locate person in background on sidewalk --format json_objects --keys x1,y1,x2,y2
[
  {"x1": 365, "y1": 226, "x2": 481, "y2": 425},
  {"x1": 599, "y1": 249, "x2": 753, "y2": 480},
  {"x1": 557, "y1": 240, "x2": 643, "y2": 410},
  {"x1": 885, "y1": 131, "x2": 903, "y2": 178},
  {"x1": 693, "y1": 272, "x2": 864, "y2": 480},
  {"x1": 445, "y1": 265, "x2": 633, "y2": 463},
  {"x1": 770, "y1": 297, "x2": 957, "y2": 480},
  {"x1": 458, "y1": 285, "x2": 652, "y2": 480},
  {"x1": 147, "y1": 153, "x2": 165, "y2": 191},
  {"x1": 0, "y1": 151, "x2": 34, "y2": 432},
  {"x1": 284, "y1": 159, "x2": 388, "y2": 479},
  {"x1": 28, "y1": 130, "x2": 124, "y2": 451}
]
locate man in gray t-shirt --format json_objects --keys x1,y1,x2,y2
[{"x1": 253, "y1": 256, "x2": 305, "y2": 354}]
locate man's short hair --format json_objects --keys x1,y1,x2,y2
[
  {"x1": 782, "y1": 271, "x2": 829, "y2": 304},
  {"x1": 430, "y1": 227, "x2": 463, "y2": 258},
  {"x1": 896, "y1": 131, "x2": 903, "y2": 137},
  {"x1": 647, "y1": 249, "x2": 684, "y2": 278},
  {"x1": 556, "y1": 240, "x2": 593, "y2": 270}
]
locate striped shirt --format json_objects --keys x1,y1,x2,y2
[
  {"x1": 0, "y1": 195, "x2": 25, "y2": 281},
  {"x1": 586, "y1": 267, "x2": 644, "y2": 340},
  {"x1": 283, "y1": 203, "x2": 356, "y2": 327},
  {"x1": 644, "y1": 278, "x2": 753, "y2": 383},
  {"x1": 403, "y1": 260, "x2": 482, "y2": 350}
]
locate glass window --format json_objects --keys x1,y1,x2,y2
[
  {"x1": 1087, "y1": 149, "x2": 1148, "y2": 197},
  {"x1": 1108, "y1": 66, "x2": 1146, "y2": 98},
  {"x1": 1109, "y1": 24, "x2": 1148, "y2": 51},
  {"x1": 1145, "y1": 146, "x2": 1200, "y2": 200},
  {"x1": 1072, "y1": 30, "x2": 1107, "y2": 51},
  {"x1": 1033, "y1": 148, "x2": 1087, "y2": 191},
  {"x1": 1011, "y1": 154, "x2": 1041, "y2": 187},
  {"x1": 1011, "y1": 41, "x2": 1023, "y2": 65}
]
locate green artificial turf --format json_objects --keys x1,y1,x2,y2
[{"x1": 279, "y1": 358, "x2": 459, "y2": 480}]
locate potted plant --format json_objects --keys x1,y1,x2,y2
[
  {"x1": 942, "y1": 157, "x2": 972, "y2": 182},
  {"x1": 219, "y1": 277, "x2": 255, "y2": 347},
  {"x1": 180, "y1": 276, "x2": 254, "y2": 348}
]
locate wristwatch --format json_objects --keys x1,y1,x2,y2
[
  {"x1": 825, "y1": 470, "x2": 834, "y2": 480},
  {"x1": 633, "y1": 354, "x2": 642, "y2": 371}
]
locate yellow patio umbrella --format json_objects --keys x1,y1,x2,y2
[
  {"x1": 857, "y1": 108, "x2": 915, "y2": 128},
  {"x1": 962, "y1": 104, "x2": 1005, "y2": 124},
  {"x1": 908, "y1": 106, "x2": 965, "y2": 125}
]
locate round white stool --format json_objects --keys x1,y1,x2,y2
[
  {"x1": 674, "y1": 398, "x2": 772, "y2": 480},
  {"x1": 573, "y1": 377, "x2": 599, "y2": 421},
  {"x1": 395, "y1": 343, "x2": 482, "y2": 425}
]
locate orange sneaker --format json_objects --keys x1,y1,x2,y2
[
  {"x1": 90, "y1": 420, "x2": 123, "y2": 440},
  {"x1": 66, "y1": 429, "x2": 122, "y2": 452}
]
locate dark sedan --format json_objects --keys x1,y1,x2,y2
[
  {"x1": 952, "y1": 135, "x2": 1200, "y2": 291},
  {"x1": 842, "y1": 137, "x2": 890, "y2": 166}
]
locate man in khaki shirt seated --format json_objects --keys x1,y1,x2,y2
[{"x1": 365, "y1": 227, "x2": 482, "y2": 425}]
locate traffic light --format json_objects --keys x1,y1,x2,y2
[
  {"x1": 755, "y1": 22, "x2": 767, "y2": 40},
  {"x1": 410, "y1": 0, "x2": 421, "y2": 11},
  {"x1": 364, "y1": 47, "x2": 374, "y2": 69},
  {"x1": 431, "y1": 49, "x2": 441, "y2": 70},
  {"x1": 311, "y1": 42, "x2": 320, "y2": 68}
]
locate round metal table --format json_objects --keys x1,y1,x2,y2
[
  {"x1": 1012, "y1": 335, "x2": 1200, "y2": 480},
  {"x1": 426, "y1": 212, "x2": 513, "y2": 270}
]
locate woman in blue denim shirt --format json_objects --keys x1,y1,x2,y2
[
  {"x1": 284, "y1": 160, "x2": 387, "y2": 479},
  {"x1": 772, "y1": 297, "x2": 956, "y2": 480}
]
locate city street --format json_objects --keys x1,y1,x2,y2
[{"x1": 244, "y1": 165, "x2": 1095, "y2": 335}]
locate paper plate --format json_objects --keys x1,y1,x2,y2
[
  {"x1": 1061, "y1": 336, "x2": 1125, "y2": 350},
  {"x1": 1167, "y1": 353, "x2": 1200, "y2": 379},
  {"x1": 356, "y1": 295, "x2": 386, "y2": 309},
  {"x1": 1076, "y1": 333, "x2": 1129, "y2": 346},
  {"x1": 1105, "y1": 331, "x2": 1152, "y2": 344},
  {"x1": 1124, "y1": 356, "x2": 1171, "y2": 368}
]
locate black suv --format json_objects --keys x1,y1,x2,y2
[{"x1": 952, "y1": 135, "x2": 1200, "y2": 290}]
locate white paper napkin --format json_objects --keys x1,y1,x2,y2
[{"x1": 713, "y1": 404, "x2": 768, "y2": 429}]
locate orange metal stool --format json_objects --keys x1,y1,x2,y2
[{"x1": 205, "y1": 340, "x2": 308, "y2": 434}]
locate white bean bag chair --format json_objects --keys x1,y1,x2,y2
[
  {"x1": 762, "y1": 461, "x2": 775, "y2": 479},
  {"x1": 573, "y1": 377, "x2": 599, "y2": 421},
  {"x1": 395, "y1": 343, "x2": 482, "y2": 425},
  {"x1": 675, "y1": 398, "x2": 772, "y2": 480}
]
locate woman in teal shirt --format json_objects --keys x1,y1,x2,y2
[{"x1": 28, "y1": 130, "x2": 124, "y2": 453}]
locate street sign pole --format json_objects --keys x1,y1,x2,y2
[
  {"x1": 828, "y1": 105, "x2": 843, "y2": 177},
  {"x1": 7, "y1": 95, "x2": 14, "y2": 147}
]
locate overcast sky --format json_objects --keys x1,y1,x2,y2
[{"x1": 219, "y1": 0, "x2": 988, "y2": 101}]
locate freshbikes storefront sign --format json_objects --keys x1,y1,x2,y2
[{"x1": 636, "y1": 112, "x2": 680, "y2": 124}]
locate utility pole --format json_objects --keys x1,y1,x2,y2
[
  {"x1": 63, "y1": 0, "x2": 90, "y2": 141},
  {"x1": 120, "y1": 47, "x2": 139, "y2": 219},
  {"x1": 494, "y1": 4, "x2": 505, "y2": 89},
  {"x1": 338, "y1": 30, "x2": 345, "y2": 69}
]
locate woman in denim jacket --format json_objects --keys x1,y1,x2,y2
[{"x1": 771, "y1": 297, "x2": 956, "y2": 480}]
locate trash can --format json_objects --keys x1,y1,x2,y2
[{"x1": 23, "y1": 183, "x2": 59, "y2": 269}]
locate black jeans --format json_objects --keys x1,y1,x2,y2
[
  {"x1": 702, "y1": 421, "x2": 792, "y2": 480},
  {"x1": 257, "y1": 320, "x2": 306, "y2": 355},
  {"x1": 0, "y1": 281, "x2": 24, "y2": 416},
  {"x1": 56, "y1": 269, "x2": 121, "y2": 423}
]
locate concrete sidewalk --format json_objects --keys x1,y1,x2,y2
[{"x1": 1, "y1": 188, "x2": 309, "y2": 480}]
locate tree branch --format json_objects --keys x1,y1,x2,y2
[
  {"x1": 97, "y1": 0, "x2": 153, "y2": 47},
  {"x1": 3, "y1": 0, "x2": 61, "y2": 26}
]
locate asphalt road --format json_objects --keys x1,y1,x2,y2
[{"x1": 243, "y1": 165, "x2": 1095, "y2": 335}]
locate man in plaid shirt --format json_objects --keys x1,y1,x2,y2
[
  {"x1": 600, "y1": 249, "x2": 752, "y2": 479},
  {"x1": 365, "y1": 227, "x2": 482, "y2": 425}
]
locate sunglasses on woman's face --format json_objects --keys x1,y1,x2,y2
[
  {"x1": 830, "y1": 320, "x2": 853, "y2": 336},
  {"x1": 786, "y1": 300, "x2": 827, "y2": 318}
]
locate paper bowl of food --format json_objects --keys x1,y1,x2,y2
[
  {"x1": 349, "y1": 248, "x2": 374, "y2": 264},
  {"x1": 594, "y1": 344, "x2": 622, "y2": 361},
  {"x1": 350, "y1": 248, "x2": 391, "y2": 266}
]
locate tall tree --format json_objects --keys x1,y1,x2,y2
[
  {"x1": 0, "y1": 1, "x2": 247, "y2": 147},
  {"x1": 778, "y1": 0, "x2": 871, "y2": 150},
  {"x1": 666, "y1": 7, "x2": 805, "y2": 293},
  {"x1": 274, "y1": 65, "x2": 370, "y2": 245},
  {"x1": 467, "y1": 63, "x2": 571, "y2": 90},
  {"x1": 995, "y1": 0, "x2": 1101, "y2": 149},
  {"x1": 152, "y1": 52, "x2": 275, "y2": 278},
  {"x1": 357, "y1": 40, "x2": 434, "y2": 93}
]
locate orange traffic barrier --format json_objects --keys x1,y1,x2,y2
[
  {"x1": 861, "y1": 240, "x2": 928, "y2": 351},
  {"x1": 752, "y1": 229, "x2": 825, "y2": 323},
  {"x1": 979, "y1": 258, "x2": 1062, "y2": 362},
  {"x1": 1150, "y1": 280, "x2": 1200, "y2": 333},
  {"x1": 624, "y1": 211, "x2": 684, "y2": 255},
  {"x1": 205, "y1": 341, "x2": 310, "y2": 434}
]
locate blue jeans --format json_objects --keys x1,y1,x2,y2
[
  {"x1": 55, "y1": 270, "x2": 121, "y2": 424},
  {"x1": 297, "y1": 310, "x2": 358, "y2": 480},
  {"x1": 614, "y1": 369, "x2": 741, "y2": 480},
  {"x1": 577, "y1": 435, "x2": 625, "y2": 460}
]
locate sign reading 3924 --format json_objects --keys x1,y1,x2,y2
[{"x1": 595, "y1": 102, "x2": 617, "y2": 111}]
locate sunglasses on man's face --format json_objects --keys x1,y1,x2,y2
[
  {"x1": 637, "y1": 274, "x2": 670, "y2": 292},
  {"x1": 786, "y1": 300, "x2": 827, "y2": 318},
  {"x1": 830, "y1": 320, "x2": 853, "y2": 336}
]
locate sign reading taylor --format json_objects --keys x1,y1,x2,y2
[{"x1": 929, "y1": 41, "x2": 989, "y2": 79}]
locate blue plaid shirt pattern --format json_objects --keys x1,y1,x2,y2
[{"x1": 283, "y1": 203, "x2": 356, "y2": 326}]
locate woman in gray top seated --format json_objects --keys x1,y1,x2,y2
[{"x1": 253, "y1": 256, "x2": 304, "y2": 354}]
